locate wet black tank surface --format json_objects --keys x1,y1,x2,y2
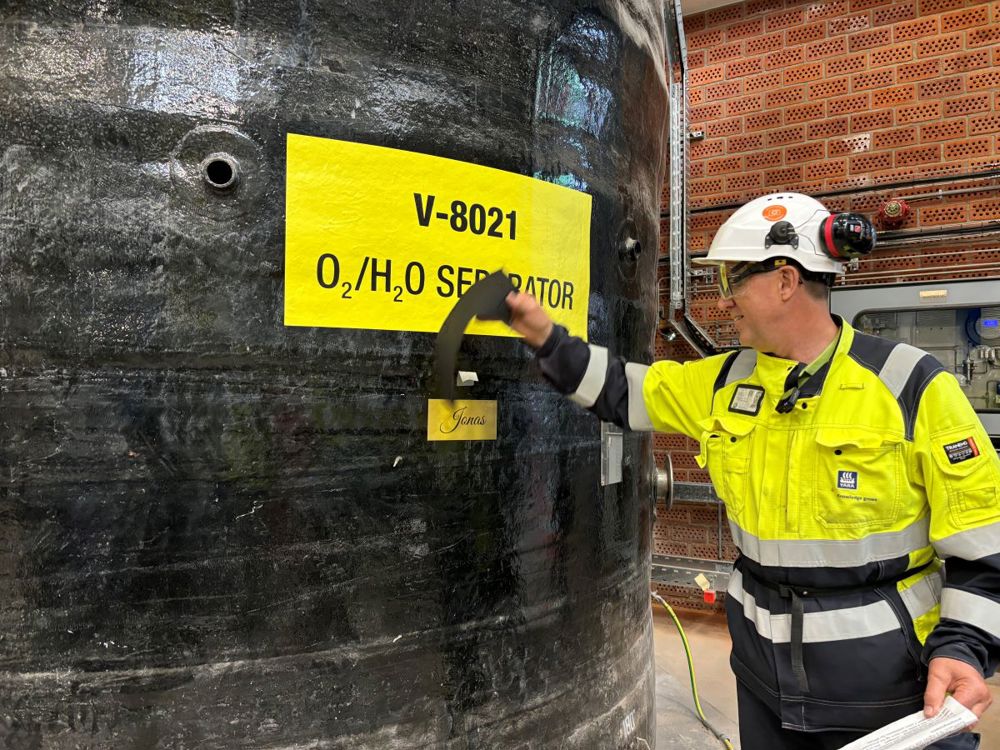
[{"x1": 0, "y1": 2, "x2": 669, "y2": 747}]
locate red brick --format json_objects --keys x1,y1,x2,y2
[
  {"x1": 852, "y1": 69, "x2": 896, "y2": 90},
  {"x1": 690, "y1": 102, "x2": 725, "y2": 123},
  {"x1": 969, "y1": 113, "x2": 1000, "y2": 136},
  {"x1": 809, "y1": 77, "x2": 851, "y2": 98},
  {"x1": 706, "y1": 118, "x2": 744, "y2": 138},
  {"x1": 852, "y1": 110, "x2": 894, "y2": 131},
  {"x1": 873, "y1": 1, "x2": 916, "y2": 25},
  {"x1": 765, "y1": 47, "x2": 805, "y2": 69},
  {"x1": 829, "y1": 134, "x2": 872, "y2": 156},
  {"x1": 706, "y1": 80, "x2": 743, "y2": 100},
  {"x1": 808, "y1": 118, "x2": 850, "y2": 138},
  {"x1": 896, "y1": 101, "x2": 942, "y2": 123},
  {"x1": 746, "y1": 111, "x2": 783, "y2": 131},
  {"x1": 746, "y1": 32, "x2": 784, "y2": 55},
  {"x1": 727, "y1": 17, "x2": 765, "y2": 40},
  {"x1": 894, "y1": 17, "x2": 939, "y2": 42},
  {"x1": 727, "y1": 94, "x2": 765, "y2": 116},
  {"x1": 895, "y1": 144, "x2": 941, "y2": 166},
  {"x1": 690, "y1": 65, "x2": 726, "y2": 87},
  {"x1": 707, "y1": 4, "x2": 744, "y2": 25},
  {"x1": 825, "y1": 52, "x2": 868, "y2": 76},
  {"x1": 805, "y1": 159, "x2": 847, "y2": 180},
  {"x1": 850, "y1": 27, "x2": 892, "y2": 51},
  {"x1": 829, "y1": 13, "x2": 870, "y2": 35},
  {"x1": 917, "y1": 77, "x2": 963, "y2": 99},
  {"x1": 943, "y1": 137, "x2": 993, "y2": 160},
  {"x1": 765, "y1": 87, "x2": 805, "y2": 108},
  {"x1": 744, "y1": 71, "x2": 783, "y2": 93},
  {"x1": 967, "y1": 25, "x2": 1000, "y2": 47},
  {"x1": 851, "y1": 152, "x2": 894, "y2": 172},
  {"x1": 807, "y1": 36, "x2": 849, "y2": 60},
  {"x1": 940, "y1": 5, "x2": 990, "y2": 32},
  {"x1": 873, "y1": 84, "x2": 916, "y2": 107},
  {"x1": 707, "y1": 156, "x2": 745, "y2": 175},
  {"x1": 828, "y1": 92, "x2": 871, "y2": 115},
  {"x1": 787, "y1": 142, "x2": 826, "y2": 162},
  {"x1": 874, "y1": 127, "x2": 918, "y2": 149},
  {"x1": 784, "y1": 62, "x2": 824, "y2": 85},
  {"x1": 785, "y1": 102, "x2": 827, "y2": 123},
  {"x1": 915, "y1": 32, "x2": 963, "y2": 58},
  {"x1": 786, "y1": 21, "x2": 827, "y2": 46},
  {"x1": 941, "y1": 49, "x2": 992, "y2": 75},
  {"x1": 918, "y1": 0, "x2": 964, "y2": 12},
  {"x1": 766, "y1": 8, "x2": 806, "y2": 31},
  {"x1": 919, "y1": 205, "x2": 968, "y2": 226},
  {"x1": 767, "y1": 125, "x2": 807, "y2": 146},
  {"x1": 765, "y1": 166, "x2": 803, "y2": 185},
  {"x1": 898, "y1": 59, "x2": 941, "y2": 82},
  {"x1": 870, "y1": 43, "x2": 913, "y2": 66},
  {"x1": 943, "y1": 93, "x2": 991, "y2": 117},
  {"x1": 806, "y1": 0, "x2": 850, "y2": 19},
  {"x1": 968, "y1": 69, "x2": 1000, "y2": 92},
  {"x1": 919, "y1": 121, "x2": 968, "y2": 142},
  {"x1": 728, "y1": 133, "x2": 766, "y2": 153},
  {"x1": 727, "y1": 58, "x2": 764, "y2": 78},
  {"x1": 709, "y1": 41, "x2": 746, "y2": 64},
  {"x1": 746, "y1": 149, "x2": 783, "y2": 169}
]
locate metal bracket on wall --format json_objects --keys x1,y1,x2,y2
[
  {"x1": 651, "y1": 555, "x2": 732, "y2": 593},
  {"x1": 601, "y1": 421, "x2": 623, "y2": 486}
]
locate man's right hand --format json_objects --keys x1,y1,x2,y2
[{"x1": 505, "y1": 292, "x2": 554, "y2": 349}]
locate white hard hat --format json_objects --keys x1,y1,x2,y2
[{"x1": 696, "y1": 193, "x2": 845, "y2": 275}]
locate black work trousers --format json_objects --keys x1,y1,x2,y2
[{"x1": 737, "y1": 683, "x2": 981, "y2": 750}]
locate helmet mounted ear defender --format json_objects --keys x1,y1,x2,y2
[{"x1": 695, "y1": 192, "x2": 877, "y2": 276}]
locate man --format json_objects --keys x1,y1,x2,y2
[{"x1": 504, "y1": 193, "x2": 1000, "y2": 748}]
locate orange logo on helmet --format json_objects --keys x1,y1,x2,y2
[{"x1": 762, "y1": 205, "x2": 787, "y2": 221}]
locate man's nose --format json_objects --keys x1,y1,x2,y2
[{"x1": 716, "y1": 295, "x2": 735, "y2": 311}]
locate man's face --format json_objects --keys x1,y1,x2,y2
[{"x1": 715, "y1": 262, "x2": 784, "y2": 350}]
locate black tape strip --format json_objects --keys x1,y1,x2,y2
[{"x1": 432, "y1": 270, "x2": 515, "y2": 401}]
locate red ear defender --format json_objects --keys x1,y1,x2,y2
[{"x1": 819, "y1": 213, "x2": 877, "y2": 260}]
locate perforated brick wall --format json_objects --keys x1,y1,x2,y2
[{"x1": 657, "y1": 0, "x2": 1000, "y2": 609}]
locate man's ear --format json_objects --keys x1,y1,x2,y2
[{"x1": 777, "y1": 265, "x2": 800, "y2": 301}]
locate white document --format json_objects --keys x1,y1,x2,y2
[{"x1": 839, "y1": 697, "x2": 976, "y2": 750}]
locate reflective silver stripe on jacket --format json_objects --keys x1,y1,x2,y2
[
  {"x1": 569, "y1": 345, "x2": 608, "y2": 408},
  {"x1": 730, "y1": 517, "x2": 931, "y2": 568},
  {"x1": 900, "y1": 570, "x2": 943, "y2": 622},
  {"x1": 723, "y1": 348, "x2": 756, "y2": 387},
  {"x1": 727, "y1": 570, "x2": 905, "y2": 643},
  {"x1": 625, "y1": 363, "x2": 653, "y2": 431},
  {"x1": 941, "y1": 588, "x2": 1000, "y2": 637},
  {"x1": 934, "y1": 522, "x2": 1000, "y2": 562},
  {"x1": 878, "y1": 343, "x2": 926, "y2": 399}
]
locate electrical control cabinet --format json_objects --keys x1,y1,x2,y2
[{"x1": 831, "y1": 279, "x2": 1000, "y2": 446}]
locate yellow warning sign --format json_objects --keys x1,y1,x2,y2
[{"x1": 283, "y1": 134, "x2": 591, "y2": 339}]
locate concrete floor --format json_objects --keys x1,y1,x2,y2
[{"x1": 652, "y1": 606, "x2": 1000, "y2": 750}]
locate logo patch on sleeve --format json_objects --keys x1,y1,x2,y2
[
  {"x1": 943, "y1": 437, "x2": 980, "y2": 464},
  {"x1": 729, "y1": 385, "x2": 765, "y2": 416},
  {"x1": 837, "y1": 470, "x2": 858, "y2": 490}
]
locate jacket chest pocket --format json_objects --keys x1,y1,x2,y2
[
  {"x1": 812, "y1": 427, "x2": 904, "y2": 529},
  {"x1": 697, "y1": 416, "x2": 756, "y2": 513}
]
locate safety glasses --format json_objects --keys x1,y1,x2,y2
[{"x1": 717, "y1": 260, "x2": 784, "y2": 299}]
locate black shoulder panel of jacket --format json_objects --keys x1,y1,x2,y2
[
  {"x1": 535, "y1": 325, "x2": 589, "y2": 395},
  {"x1": 848, "y1": 331, "x2": 945, "y2": 440}
]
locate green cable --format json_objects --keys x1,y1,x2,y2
[{"x1": 651, "y1": 591, "x2": 737, "y2": 750}]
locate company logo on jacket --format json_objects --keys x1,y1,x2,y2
[{"x1": 837, "y1": 470, "x2": 858, "y2": 490}]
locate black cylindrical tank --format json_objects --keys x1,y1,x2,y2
[{"x1": 0, "y1": 2, "x2": 669, "y2": 747}]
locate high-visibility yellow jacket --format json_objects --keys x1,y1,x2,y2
[{"x1": 537, "y1": 317, "x2": 1000, "y2": 732}]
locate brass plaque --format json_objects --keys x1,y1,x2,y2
[{"x1": 427, "y1": 399, "x2": 498, "y2": 441}]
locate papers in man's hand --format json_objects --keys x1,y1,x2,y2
[{"x1": 839, "y1": 697, "x2": 976, "y2": 750}]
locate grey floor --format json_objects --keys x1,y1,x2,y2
[{"x1": 652, "y1": 607, "x2": 1000, "y2": 750}]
